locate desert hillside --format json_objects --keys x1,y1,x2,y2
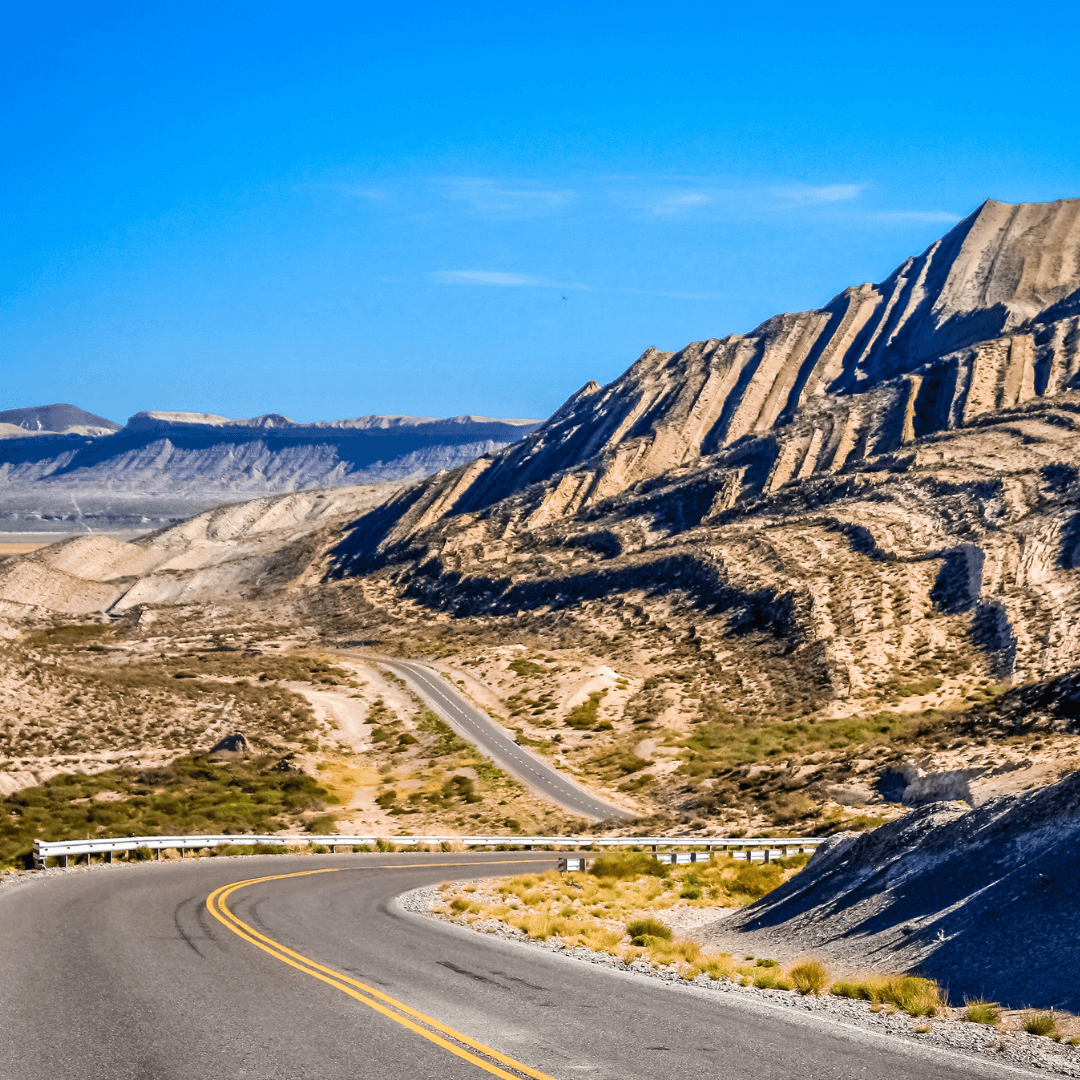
[{"x1": 3, "y1": 196, "x2": 1080, "y2": 835}]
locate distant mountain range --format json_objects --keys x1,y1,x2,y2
[
  {"x1": 0, "y1": 406, "x2": 541, "y2": 533},
  {"x1": 0, "y1": 404, "x2": 121, "y2": 439}
]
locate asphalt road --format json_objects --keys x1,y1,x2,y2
[
  {"x1": 379, "y1": 658, "x2": 633, "y2": 822},
  {"x1": 0, "y1": 852, "x2": 1036, "y2": 1080}
]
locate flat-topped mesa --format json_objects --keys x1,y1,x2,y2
[{"x1": 365, "y1": 197, "x2": 1080, "y2": 539}]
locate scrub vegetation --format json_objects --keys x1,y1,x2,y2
[
  {"x1": 433, "y1": 852, "x2": 1080, "y2": 1029},
  {"x1": 0, "y1": 755, "x2": 332, "y2": 869}
]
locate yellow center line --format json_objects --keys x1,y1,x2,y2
[{"x1": 205, "y1": 860, "x2": 561, "y2": 1080}]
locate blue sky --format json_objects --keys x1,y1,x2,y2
[{"x1": 3, "y1": 1, "x2": 1078, "y2": 424}]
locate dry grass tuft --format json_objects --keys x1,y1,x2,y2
[
  {"x1": 962, "y1": 1001, "x2": 1001, "y2": 1026},
  {"x1": 790, "y1": 960, "x2": 829, "y2": 996},
  {"x1": 1024, "y1": 1013, "x2": 1059, "y2": 1039}
]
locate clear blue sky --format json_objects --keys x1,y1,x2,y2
[{"x1": 3, "y1": 1, "x2": 1078, "y2": 424}]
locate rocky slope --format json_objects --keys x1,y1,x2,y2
[
  {"x1": 0, "y1": 409, "x2": 540, "y2": 533},
  {"x1": 701, "y1": 768, "x2": 1080, "y2": 1011}
]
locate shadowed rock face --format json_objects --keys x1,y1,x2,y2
[{"x1": 712, "y1": 769, "x2": 1080, "y2": 1011}]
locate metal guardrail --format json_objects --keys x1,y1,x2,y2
[{"x1": 33, "y1": 833, "x2": 826, "y2": 869}]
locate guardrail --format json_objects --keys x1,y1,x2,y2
[{"x1": 32, "y1": 833, "x2": 826, "y2": 869}]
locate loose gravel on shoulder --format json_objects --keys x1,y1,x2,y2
[{"x1": 399, "y1": 883, "x2": 1080, "y2": 1078}]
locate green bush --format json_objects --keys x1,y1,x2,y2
[
  {"x1": 753, "y1": 969, "x2": 793, "y2": 991},
  {"x1": 877, "y1": 977, "x2": 942, "y2": 1017},
  {"x1": 306, "y1": 814, "x2": 337, "y2": 834},
  {"x1": 626, "y1": 918, "x2": 671, "y2": 946},
  {"x1": 590, "y1": 852, "x2": 668, "y2": 880},
  {"x1": 509, "y1": 658, "x2": 546, "y2": 677},
  {"x1": 963, "y1": 1001, "x2": 1001, "y2": 1026},
  {"x1": 565, "y1": 691, "x2": 607, "y2": 730},
  {"x1": 833, "y1": 975, "x2": 944, "y2": 1016},
  {"x1": 729, "y1": 863, "x2": 783, "y2": 899}
]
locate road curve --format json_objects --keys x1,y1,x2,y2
[
  {"x1": 0, "y1": 853, "x2": 1035, "y2": 1080},
  {"x1": 380, "y1": 658, "x2": 633, "y2": 822}
]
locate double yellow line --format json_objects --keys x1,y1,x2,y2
[{"x1": 206, "y1": 862, "x2": 559, "y2": 1080}]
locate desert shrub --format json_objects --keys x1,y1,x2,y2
[
  {"x1": 753, "y1": 969, "x2": 793, "y2": 991},
  {"x1": 375, "y1": 790, "x2": 397, "y2": 809},
  {"x1": 306, "y1": 814, "x2": 337, "y2": 834},
  {"x1": 618, "y1": 774, "x2": 656, "y2": 792},
  {"x1": 878, "y1": 976, "x2": 942, "y2": 1017},
  {"x1": 565, "y1": 691, "x2": 607, "y2": 730},
  {"x1": 418, "y1": 711, "x2": 468, "y2": 754},
  {"x1": 693, "y1": 956, "x2": 734, "y2": 980},
  {"x1": 626, "y1": 918, "x2": 672, "y2": 946},
  {"x1": 728, "y1": 862, "x2": 783, "y2": 899},
  {"x1": 963, "y1": 1001, "x2": 1001, "y2": 1026},
  {"x1": 0, "y1": 756, "x2": 331, "y2": 869},
  {"x1": 1025, "y1": 1013, "x2": 1059, "y2": 1038},
  {"x1": 441, "y1": 775, "x2": 481, "y2": 803},
  {"x1": 590, "y1": 852, "x2": 668, "y2": 880},
  {"x1": 790, "y1": 960, "x2": 829, "y2": 996},
  {"x1": 834, "y1": 975, "x2": 943, "y2": 1016},
  {"x1": 509, "y1": 658, "x2": 546, "y2": 677}
]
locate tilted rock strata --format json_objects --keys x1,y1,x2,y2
[
  {"x1": 705, "y1": 768, "x2": 1080, "y2": 1011},
  {"x1": 6, "y1": 199, "x2": 1080, "y2": 727}
]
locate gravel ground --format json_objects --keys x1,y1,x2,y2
[{"x1": 400, "y1": 884, "x2": 1080, "y2": 1078}]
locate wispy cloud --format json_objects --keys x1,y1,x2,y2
[
  {"x1": 435, "y1": 178, "x2": 575, "y2": 218},
  {"x1": 768, "y1": 183, "x2": 864, "y2": 206},
  {"x1": 870, "y1": 210, "x2": 962, "y2": 224},
  {"x1": 647, "y1": 191, "x2": 716, "y2": 216},
  {"x1": 431, "y1": 270, "x2": 587, "y2": 289},
  {"x1": 628, "y1": 180, "x2": 866, "y2": 217}
]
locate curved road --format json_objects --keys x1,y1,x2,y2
[
  {"x1": 379, "y1": 658, "x2": 633, "y2": 822},
  {"x1": 0, "y1": 853, "x2": 1036, "y2": 1080}
]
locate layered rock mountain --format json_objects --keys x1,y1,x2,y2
[
  {"x1": 6, "y1": 197, "x2": 1080, "y2": 727},
  {"x1": 337, "y1": 197, "x2": 1080, "y2": 559},
  {"x1": 0, "y1": 409, "x2": 541, "y2": 533}
]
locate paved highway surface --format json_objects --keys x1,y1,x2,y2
[
  {"x1": 0, "y1": 853, "x2": 1039, "y2": 1080},
  {"x1": 379, "y1": 658, "x2": 632, "y2": 822}
]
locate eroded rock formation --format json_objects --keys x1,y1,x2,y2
[{"x1": 6, "y1": 198, "x2": 1080, "y2": 727}]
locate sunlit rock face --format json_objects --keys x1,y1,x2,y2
[{"x1": 7, "y1": 199, "x2": 1080, "y2": 728}]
